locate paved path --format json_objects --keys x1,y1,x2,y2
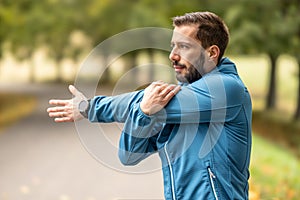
[{"x1": 0, "y1": 83, "x2": 163, "y2": 200}]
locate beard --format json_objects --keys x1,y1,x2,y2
[{"x1": 174, "y1": 51, "x2": 205, "y2": 84}]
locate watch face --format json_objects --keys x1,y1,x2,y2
[{"x1": 78, "y1": 100, "x2": 88, "y2": 112}]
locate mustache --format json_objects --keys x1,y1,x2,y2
[{"x1": 172, "y1": 61, "x2": 186, "y2": 68}]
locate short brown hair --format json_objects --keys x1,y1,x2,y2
[{"x1": 172, "y1": 12, "x2": 229, "y2": 62}]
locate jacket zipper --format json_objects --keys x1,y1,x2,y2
[
  {"x1": 164, "y1": 143, "x2": 176, "y2": 200},
  {"x1": 208, "y1": 167, "x2": 219, "y2": 200}
]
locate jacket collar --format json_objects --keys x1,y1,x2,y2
[{"x1": 215, "y1": 57, "x2": 238, "y2": 75}]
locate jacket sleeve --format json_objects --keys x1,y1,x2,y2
[
  {"x1": 87, "y1": 90, "x2": 144, "y2": 123},
  {"x1": 118, "y1": 104, "x2": 163, "y2": 165}
]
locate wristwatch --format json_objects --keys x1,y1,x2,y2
[{"x1": 78, "y1": 99, "x2": 90, "y2": 118}]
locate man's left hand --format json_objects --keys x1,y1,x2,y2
[{"x1": 140, "y1": 81, "x2": 181, "y2": 115}]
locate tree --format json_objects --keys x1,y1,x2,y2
[
  {"x1": 288, "y1": 0, "x2": 300, "y2": 119},
  {"x1": 0, "y1": 0, "x2": 93, "y2": 82},
  {"x1": 0, "y1": 0, "x2": 39, "y2": 81},
  {"x1": 225, "y1": 0, "x2": 294, "y2": 111}
]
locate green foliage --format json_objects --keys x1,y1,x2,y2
[
  {"x1": 251, "y1": 134, "x2": 300, "y2": 199},
  {"x1": 0, "y1": 0, "x2": 223, "y2": 60},
  {"x1": 1, "y1": 0, "x2": 299, "y2": 60},
  {"x1": 224, "y1": 0, "x2": 296, "y2": 55}
]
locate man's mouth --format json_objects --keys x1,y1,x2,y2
[{"x1": 173, "y1": 62, "x2": 186, "y2": 73}]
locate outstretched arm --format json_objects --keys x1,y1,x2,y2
[{"x1": 47, "y1": 82, "x2": 180, "y2": 123}]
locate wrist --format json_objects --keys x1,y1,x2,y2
[
  {"x1": 78, "y1": 99, "x2": 90, "y2": 118},
  {"x1": 140, "y1": 102, "x2": 150, "y2": 115}
]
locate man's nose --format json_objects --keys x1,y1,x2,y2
[{"x1": 169, "y1": 49, "x2": 180, "y2": 62}]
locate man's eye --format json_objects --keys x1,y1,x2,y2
[{"x1": 179, "y1": 44, "x2": 189, "y2": 49}]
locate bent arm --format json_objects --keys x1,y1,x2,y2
[{"x1": 87, "y1": 90, "x2": 163, "y2": 165}]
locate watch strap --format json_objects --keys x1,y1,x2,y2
[{"x1": 79, "y1": 99, "x2": 90, "y2": 118}]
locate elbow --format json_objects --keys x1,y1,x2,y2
[{"x1": 118, "y1": 149, "x2": 141, "y2": 166}]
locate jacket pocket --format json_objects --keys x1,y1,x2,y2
[{"x1": 207, "y1": 167, "x2": 219, "y2": 200}]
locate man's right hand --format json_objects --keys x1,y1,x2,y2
[
  {"x1": 47, "y1": 85, "x2": 87, "y2": 122},
  {"x1": 140, "y1": 81, "x2": 181, "y2": 115}
]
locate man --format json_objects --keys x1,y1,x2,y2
[{"x1": 48, "y1": 12, "x2": 252, "y2": 200}]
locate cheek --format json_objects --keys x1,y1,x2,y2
[{"x1": 182, "y1": 50, "x2": 203, "y2": 66}]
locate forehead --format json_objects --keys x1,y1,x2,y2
[{"x1": 171, "y1": 24, "x2": 200, "y2": 44}]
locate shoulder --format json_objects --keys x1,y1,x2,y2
[
  {"x1": 221, "y1": 74, "x2": 247, "y2": 104},
  {"x1": 190, "y1": 72, "x2": 244, "y2": 92},
  {"x1": 190, "y1": 73, "x2": 246, "y2": 105}
]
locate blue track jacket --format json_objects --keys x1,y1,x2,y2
[{"x1": 88, "y1": 58, "x2": 252, "y2": 200}]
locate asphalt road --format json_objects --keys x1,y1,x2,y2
[{"x1": 0, "y1": 83, "x2": 163, "y2": 200}]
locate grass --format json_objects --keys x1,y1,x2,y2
[
  {"x1": 0, "y1": 93, "x2": 36, "y2": 131},
  {"x1": 252, "y1": 111, "x2": 300, "y2": 158},
  {"x1": 249, "y1": 134, "x2": 300, "y2": 200}
]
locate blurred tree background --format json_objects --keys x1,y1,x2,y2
[{"x1": 1, "y1": 0, "x2": 300, "y2": 199}]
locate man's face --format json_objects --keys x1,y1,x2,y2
[{"x1": 169, "y1": 25, "x2": 209, "y2": 83}]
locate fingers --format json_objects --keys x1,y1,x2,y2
[
  {"x1": 47, "y1": 98, "x2": 74, "y2": 122},
  {"x1": 149, "y1": 80, "x2": 166, "y2": 89},
  {"x1": 48, "y1": 111, "x2": 68, "y2": 118},
  {"x1": 150, "y1": 81, "x2": 181, "y2": 99},
  {"x1": 47, "y1": 106, "x2": 68, "y2": 113},
  {"x1": 160, "y1": 84, "x2": 176, "y2": 96},
  {"x1": 69, "y1": 85, "x2": 84, "y2": 98},
  {"x1": 68, "y1": 85, "x2": 78, "y2": 96},
  {"x1": 149, "y1": 81, "x2": 170, "y2": 93},
  {"x1": 165, "y1": 85, "x2": 181, "y2": 99},
  {"x1": 48, "y1": 110, "x2": 74, "y2": 123},
  {"x1": 173, "y1": 85, "x2": 181, "y2": 95},
  {"x1": 49, "y1": 99, "x2": 70, "y2": 106},
  {"x1": 54, "y1": 117, "x2": 74, "y2": 123}
]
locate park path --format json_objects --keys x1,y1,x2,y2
[{"x1": 0, "y1": 83, "x2": 163, "y2": 200}]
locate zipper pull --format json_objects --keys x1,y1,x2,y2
[
  {"x1": 208, "y1": 167, "x2": 216, "y2": 178},
  {"x1": 208, "y1": 167, "x2": 219, "y2": 200}
]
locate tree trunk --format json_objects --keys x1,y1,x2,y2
[
  {"x1": 99, "y1": 56, "x2": 110, "y2": 84},
  {"x1": 148, "y1": 49, "x2": 155, "y2": 83},
  {"x1": 293, "y1": 17, "x2": 300, "y2": 120},
  {"x1": 127, "y1": 51, "x2": 138, "y2": 87},
  {"x1": 266, "y1": 53, "x2": 278, "y2": 110},
  {"x1": 294, "y1": 62, "x2": 300, "y2": 120}
]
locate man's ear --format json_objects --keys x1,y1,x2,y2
[{"x1": 207, "y1": 45, "x2": 220, "y2": 61}]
